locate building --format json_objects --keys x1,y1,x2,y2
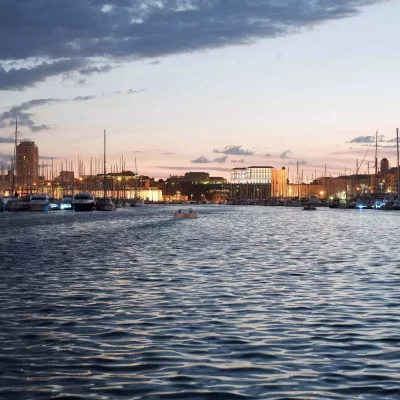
[
  {"x1": 16, "y1": 141, "x2": 39, "y2": 190},
  {"x1": 184, "y1": 172, "x2": 209, "y2": 183},
  {"x1": 272, "y1": 168, "x2": 288, "y2": 197},
  {"x1": 230, "y1": 168, "x2": 247, "y2": 184},
  {"x1": 381, "y1": 158, "x2": 389, "y2": 174},
  {"x1": 247, "y1": 166, "x2": 273, "y2": 184}
]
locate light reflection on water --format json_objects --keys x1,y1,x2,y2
[{"x1": 1, "y1": 206, "x2": 400, "y2": 399}]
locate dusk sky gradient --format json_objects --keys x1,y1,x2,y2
[{"x1": 1, "y1": 0, "x2": 400, "y2": 180}]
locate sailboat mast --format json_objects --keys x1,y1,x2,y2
[
  {"x1": 375, "y1": 129, "x2": 378, "y2": 176},
  {"x1": 11, "y1": 120, "x2": 17, "y2": 195},
  {"x1": 397, "y1": 128, "x2": 399, "y2": 198},
  {"x1": 103, "y1": 130, "x2": 106, "y2": 198}
]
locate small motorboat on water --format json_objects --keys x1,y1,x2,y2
[
  {"x1": 29, "y1": 194, "x2": 51, "y2": 211},
  {"x1": 174, "y1": 208, "x2": 198, "y2": 219},
  {"x1": 74, "y1": 193, "x2": 96, "y2": 211},
  {"x1": 303, "y1": 203, "x2": 317, "y2": 211},
  {"x1": 96, "y1": 197, "x2": 116, "y2": 211}
]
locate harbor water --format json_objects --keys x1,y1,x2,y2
[{"x1": 1, "y1": 206, "x2": 400, "y2": 399}]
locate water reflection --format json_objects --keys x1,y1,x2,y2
[{"x1": 1, "y1": 206, "x2": 400, "y2": 399}]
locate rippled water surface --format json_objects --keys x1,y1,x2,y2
[{"x1": 1, "y1": 206, "x2": 400, "y2": 399}]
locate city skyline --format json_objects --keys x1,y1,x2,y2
[{"x1": 1, "y1": 0, "x2": 400, "y2": 179}]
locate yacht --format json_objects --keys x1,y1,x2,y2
[
  {"x1": 4, "y1": 197, "x2": 30, "y2": 211},
  {"x1": 60, "y1": 196, "x2": 73, "y2": 210},
  {"x1": 96, "y1": 197, "x2": 116, "y2": 211},
  {"x1": 73, "y1": 193, "x2": 96, "y2": 211},
  {"x1": 29, "y1": 194, "x2": 51, "y2": 211},
  {"x1": 174, "y1": 209, "x2": 198, "y2": 219}
]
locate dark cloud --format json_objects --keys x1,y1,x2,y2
[
  {"x1": 231, "y1": 159, "x2": 245, "y2": 163},
  {"x1": 78, "y1": 65, "x2": 113, "y2": 76},
  {"x1": 191, "y1": 155, "x2": 228, "y2": 164},
  {"x1": 0, "y1": 59, "x2": 85, "y2": 90},
  {"x1": 0, "y1": 0, "x2": 386, "y2": 90},
  {"x1": 73, "y1": 95, "x2": 96, "y2": 101},
  {"x1": 349, "y1": 135, "x2": 377, "y2": 144},
  {"x1": 213, "y1": 145, "x2": 254, "y2": 156},
  {"x1": 288, "y1": 160, "x2": 308, "y2": 165},
  {"x1": 280, "y1": 150, "x2": 291, "y2": 159},
  {"x1": 150, "y1": 60, "x2": 160, "y2": 65},
  {"x1": 0, "y1": 98, "x2": 63, "y2": 131},
  {"x1": 39, "y1": 155, "x2": 57, "y2": 160},
  {"x1": 157, "y1": 165, "x2": 230, "y2": 172},
  {"x1": 0, "y1": 137, "x2": 14, "y2": 143}
]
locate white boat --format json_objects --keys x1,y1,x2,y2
[
  {"x1": 48, "y1": 197, "x2": 60, "y2": 210},
  {"x1": 5, "y1": 197, "x2": 30, "y2": 211},
  {"x1": 74, "y1": 193, "x2": 96, "y2": 211},
  {"x1": 174, "y1": 209, "x2": 198, "y2": 219},
  {"x1": 60, "y1": 196, "x2": 73, "y2": 210},
  {"x1": 96, "y1": 197, "x2": 116, "y2": 211},
  {"x1": 29, "y1": 194, "x2": 50, "y2": 211}
]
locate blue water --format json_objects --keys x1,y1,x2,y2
[{"x1": 1, "y1": 206, "x2": 400, "y2": 399}]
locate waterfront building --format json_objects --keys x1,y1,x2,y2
[
  {"x1": 230, "y1": 168, "x2": 247, "y2": 184},
  {"x1": 272, "y1": 168, "x2": 288, "y2": 198},
  {"x1": 16, "y1": 140, "x2": 39, "y2": 191}
]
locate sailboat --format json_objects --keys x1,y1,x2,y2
[
  {"x1": 6, "y1": 121, "x2": 30, "y2": 211},
  {"x1": 96, "y1": 130, "x2": 116, "y2": 211},
  {"x1": 130, "y1": 157, "x2": 143, "y2": 207}
]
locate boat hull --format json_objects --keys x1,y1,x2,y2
[
  {"x1": 30, "y1": 203, "x2": 50, "y2": 211},
  {"x1": 174, "y1": 212, "x2": 198, "y2": 219},
  {"x1": 96, "y1": 204, "x2": 116, "y2": 211},
  {"x1": 6, "y1": 201, "x2": 30, "y2": 211},
  {"x1": 74, "y1": 202, "x2": 96, "y2": 211}
]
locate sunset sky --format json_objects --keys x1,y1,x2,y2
[{"x1": 1, "y1": 0, "x2": 400, "y2": 180}]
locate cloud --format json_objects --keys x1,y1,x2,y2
[
  {"x1": 264, "y1": 153, "x2": 272, "y2": 157},
  {"x1": 0, "y1": 59, "x2": 85, "y2": 90},
  {"x1": 231, "y1": 159, "x2": 245, "y2": 163},
  {"x1": 213, "y1": 145, "x2": 255, "y2": 156},
  {"x1": 78, "y1": 65, "x2": 113, "y2": 76},
  {"x1": 0, "y1": 137, "x2": 14, "y2": 143},
  {"x1": 39, "y1": 155, "x2": 57, "y2": 160},
  {"x1": 288, "y1": 160, "x2": 308, "y2": 165},
  {"x1": 349, "y1": 135, "x2": 379, "y2": 144},
  {"x1": 0, "y1": 98, "x2": 64, "y2": 131},
  {"x1": 150, "y1": 60, "x2": 160, "y2": 65},
  {"x1": 73, "y1": 95, "x2": 96, "y2": 101},
  {"x1": 127, "y1": 89, "x2": 145, "y2": 94},
  {"x1": 0, "y1": 0, "x2": 385, "y2": 90},
  {"x1": 191, "y1": 155, "x2": 228, "y2": 164},
  {"x1": 280, "y1": 150, "x2": 291, "y2": 159},
  {"x1": 157, "y1": 165, "x2": 230, "y2": 172}
]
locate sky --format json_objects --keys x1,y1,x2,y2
[{"x1": 1, "y1": 0, "x2": 400, "y2": 181}]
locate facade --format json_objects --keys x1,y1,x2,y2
[
  {"x1": 16, "y1": 141, "x2": 39, "y2": 190},
  {"x1": 272, "y1": 168, "x2": 288, "y2": 198},
  {"x1": 230, "y1": 168, "x2": 247, "y2": 184},
  {"x1": 381, "y1": 158, "x2": 389, "y2": 174},
  {"x1": 247, "y1": 166, "x2": 273, "y2": 184}
]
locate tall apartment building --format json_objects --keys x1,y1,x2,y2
[{"x1": 16, "y1": 141, "x2": 39, "y2": 189}]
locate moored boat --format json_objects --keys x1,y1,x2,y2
[
  {"x1": 60, "y1": 196, "x2": 73, "y2": 210},
  {"x1": 74, "y1": 193, "x2": 96, "y2": 211},
  {"x1": 29, "y1": 194, "x2": 50, "y2": 211},
  {"x1": 173, "y1": 208, "x2": 198, "y2": 219},
  {"x1": 96, "y1": 197, "x2": 116, "y2": 211},
  {"x1": 5, "y1": 197, "x2": 30, "y2": 211},
  {"x1": 303, "y1": 203, "x2": 316, "y2": 211}
]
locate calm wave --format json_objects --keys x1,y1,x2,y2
[{"x1": 1, "y1": 206, "x2": 400, "y2": 399}]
